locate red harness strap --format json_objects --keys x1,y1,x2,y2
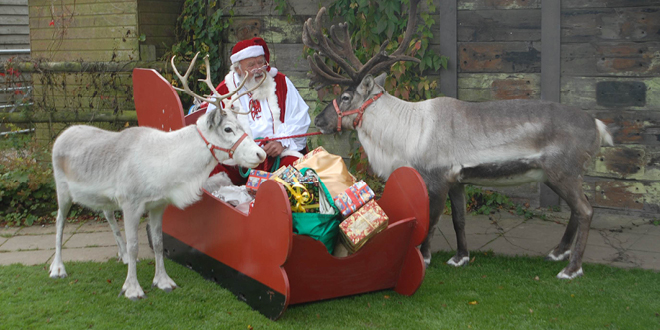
[
  {"x1": 196, "y1": 127, "x2": 248, "y2": 162},
  {"x1": 332, "y1": 92, "x2": 384, "y2": 131}
]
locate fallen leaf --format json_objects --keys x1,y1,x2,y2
[
  {"x1": 468, "y1": 301, "x2": 478, "y2": 305},
  {"x1": 107, "y1": 279, "x2": 112, "y2": 284},
  {"x1": 384, "y1": 295, "x2": 390, "y2": 299},
  {"x1": 570, "y1": 294, "x2": 575, "y2": 298},
  {"x1": 470, "y1": 256, "x2": 476, "y2": 263},
  {"x1": 534, "y1": 276, "x2": 540, "y2": 281},
  {"x1": 442, "y1": 304, "x2": 447, "y2": 308},
  {"x1": 626, "y1": 306, "x2": 630, "y2": 310},
  {"x1": 529, "y1": 309, "x2": 534, "y2": 314},
  {"x1": 124, "y1": 122, "x2": 130, "y2": 128},
  {"x1": 481, "y1": 275, "x2": 487, "y2": 278},
  {"x1": 316, "y1": 314, "x2": 320, "y2": 319},
  {"x1": 247, "y1": 325, "x2": 253, "y2": 330}
]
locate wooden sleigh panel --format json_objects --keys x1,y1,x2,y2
[{"x1": 133, "y1": 68, "x2": 429, "y2": 320}]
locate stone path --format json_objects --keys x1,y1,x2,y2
[{"x1": 1, "y1": 211, "x2": 658, "y2": 272}]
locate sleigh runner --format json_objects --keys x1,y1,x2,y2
[{"x1": 133, "y1": 68, "x2": 429, "y2": 320}]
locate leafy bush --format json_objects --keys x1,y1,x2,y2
[{"x1": 0, "y1": 139, "x2": 57, "y2": 226}]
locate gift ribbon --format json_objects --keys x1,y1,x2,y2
[{"x1": 274, "y1": 177, "x2": 313, "y2": 213}]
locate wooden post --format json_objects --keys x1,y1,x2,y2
[
  {"x1": 540, "y1": 0, "x2": 561, "y2": 207},
  {"x1": 439, "y1": 0, "x2": 457, "y2": 98}
]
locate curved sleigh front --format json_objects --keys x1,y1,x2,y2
[{"x1": 133, "y1": 68, "x2": 429, "y2": 320}]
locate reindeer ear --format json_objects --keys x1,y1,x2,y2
[
  {"x1": 374, "y1": 73, "x2": 387, "y2": 88},
  {"x1": 358, "y1": 75, "x2": 375, "y2": 95},
  {"x1": 206, "y1": 107, "x2": 226, "y2": 129}
]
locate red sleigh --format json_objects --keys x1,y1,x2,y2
[{"x1": 132, "y1": 68, "x2": 429, "y2": 320}]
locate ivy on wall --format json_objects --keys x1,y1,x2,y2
[
  {"x1": 326, "y1": 0, "x2": 447, "y2": 101},
  {"x1": 169, "y1": 0, "x2": 234, "y2": 102}
]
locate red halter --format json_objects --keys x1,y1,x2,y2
[
  {"x1": 332, "y1": 92, "x2": 384, "y2": 131},
  {"x1": 196, "y1": 127, "x2": 248, "y2": 162}
]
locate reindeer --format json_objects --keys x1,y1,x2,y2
[
  {"x1": 304, "y1": 0, "x2": 613, "y2": 279},
  {"x1": 49, "y1": 53, "x2": 268, "y2": 300}
]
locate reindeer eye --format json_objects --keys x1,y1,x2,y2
[{"x1": 224, "y1": 127, "x2": 233, "y2": 133}]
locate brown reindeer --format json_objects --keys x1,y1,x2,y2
[{"x1": 304, "y1": 0, "x2": 613, "y2": 279}]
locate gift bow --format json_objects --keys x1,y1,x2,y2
[{"x1": 274, "y1": 177, "x2": 316, "y2": 213}]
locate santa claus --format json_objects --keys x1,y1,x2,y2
[{"x1": 205, "y1": 37, "x2": 312, "y2": 184}]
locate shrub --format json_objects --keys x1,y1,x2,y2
[{"x1": 0, "y1": 142, "x2": 57, "y2": 226}]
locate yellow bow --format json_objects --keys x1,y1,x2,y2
[{"x1": 275, "y1": 177, "x2": 314, "y2": 213}]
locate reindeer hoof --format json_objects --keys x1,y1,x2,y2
[
  {"x1": 423, "y1": 257, "x2": 431, "y2": 267},
  {"x1": 49, "y1": 262, "x2": 68, "y2": 278},
  {"x1": 120, "y1": 285, "x2": 146, "y2": 300},
  {"x1": 447, "y1": 256, "x2": 469, "y2": 267},
  {"x1": 556, "y1": 267, "x2": 583, "y2": 280},
  {"x1": 152, "y1": 275, "x2": 178, "y2": 292},
  {"x1": 546, "y1": 249, "x2": 571, "y2": 262}
]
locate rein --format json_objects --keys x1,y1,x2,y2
[
  {"x1": 196, "y1": 127, "x2": 248, "y2": 163},
  {"x1": 332, "y1": 92, "x2": 384, "y2": 131}
]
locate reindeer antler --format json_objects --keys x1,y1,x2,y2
[
  {"x1": 171, "y1": 52, "x2": 248, "y2": 110},
  {"x1": 303, "y1": 0, "x2": 422, "y2": 90}
]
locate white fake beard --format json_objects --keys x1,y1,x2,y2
[{"x1": 241, "y1": 72, "x2": 275, "y2": 101}]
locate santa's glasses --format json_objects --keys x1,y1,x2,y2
[{"x1": 249, "y1": 64, "x2": 269, "y2": 75}]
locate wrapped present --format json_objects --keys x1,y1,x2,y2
[
  {"x1": 274, "y1": 177, "x2": 317, "y2": 213},
  {"x1": 333, "y1": 181, "x2": 375, "y2": 218},
  {"x1": 293, "y1": 147, "x2": 356, "y2": 197},
  {"x1": 276, "y1": 165, "x2": 304, "y2": 183},
  {"x1": 293, "y1": 146, "x2": 328, "y2": 166},
  {"x1": 339, "y1": 200, "x2": 389, "y2": 253},
  {"x1": 245, "y1": 170, "x2": 274, "y2": 195}
]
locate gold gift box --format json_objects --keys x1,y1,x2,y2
[{"x1": 338, "y1": 200, "x2": 389, "y2": 253}]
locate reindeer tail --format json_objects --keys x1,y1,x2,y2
[{"x1": 595, "y1": 119, "x2": 614, "y2": 147}]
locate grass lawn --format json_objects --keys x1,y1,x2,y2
[{"x1": 1, "y1": 250, "x2": 659, "y2": 329}]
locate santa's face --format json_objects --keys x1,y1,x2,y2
[
  {"x1": 236, "y1": 55, "x2": 272, "y2": 97},
  {"x1": 238, "y1": 56, "x2": 267, "y2": 81}
]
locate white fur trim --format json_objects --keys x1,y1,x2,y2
[
  {"x1": 268, "y1": 67, "x2": 278, "y2": 77},
  {"x1": 230, "y1": 45, "x2": 264, "y2": 64}
]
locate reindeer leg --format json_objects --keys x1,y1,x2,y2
[
  {"x1": 419, "y1": 174, "x2": 450, "y2": 267},
  {"x1": 447, "y1": 184, "x2": 469, "y2": 267},
  {"x1": 545, "y1": 186, "x2": 578, "y2": 262},
  {"x1": 545, "y1": 179, "x2": 593, "y2": 279},
  {"x1": 104, "y1": 210, "x2": 128, "y2": 264},
  {"x1": 49, "y1": 183, "x2": 72, "y2": 278},
  {"x1": 149, "y1": 205, "x2": 177, "y2": 292},
  {"x1": 119, "y1": 204, "x2": 146, "y2": 300}
]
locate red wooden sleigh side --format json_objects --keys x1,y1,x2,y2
[{"x1": 133, "y1": 68, "x2": 429, "y2": 320}]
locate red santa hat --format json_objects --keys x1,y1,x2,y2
[{"x1": 230, "y1": 37, "x2": 278, "y2": 77}]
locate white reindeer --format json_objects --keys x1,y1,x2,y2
[
  {"x1": 49, "y1": 54, "x2": 267, "y2": 300},
  {"x1": 304, "y1": 1, "x2": 613, "y2": 279}
]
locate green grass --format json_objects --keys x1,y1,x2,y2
[{"x1": 1, "y1": 251, "x2": 659, "y2": 329}]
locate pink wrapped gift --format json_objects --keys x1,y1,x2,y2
[
  {"x1": 339, "y1": 200, "x2": 389, "y2": 253},
  {"x1": 246, "y1": 170, "x2": 274, "y2": 195},
  {"x1": 333, "y1": 181, "x2": 375, "y2": 218}
]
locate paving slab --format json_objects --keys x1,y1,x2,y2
[
  {"x1": 480, "y1": 235, "x2": 556, "y2": 257},
  {"x1": 18, "y1": 223, "x2": 79, "y2": 236},
  {"x1": 0, "y1": 237, "x2": 7, "y2": 247},
  {"x1": 65, "y1": 231, "x2": 120, "y2": 249},
  {"x1": 0, "y1": 233, "x2": 70, "y2": 252},
  {"x1": 76, "y1": 220, "x2": 114, "y2": 233},
  {"x1": 592, "y1": 229, "x2": 642, "y2": 251},
  {"x1": 0, "y1": 250, "x2": 54, "y2": 266},
  {"x1": 628, "y1": 233, "x2": 660, "y2": 253},
  {"x1": 503, "y1": 219, "x2": 566, "y2": 240},
  {"x1": 0, "y1": 226, "x2": 21, "y2": 237},
  {"x1": 582, "y1": 244, "x2": 621, "y2": 265}
]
